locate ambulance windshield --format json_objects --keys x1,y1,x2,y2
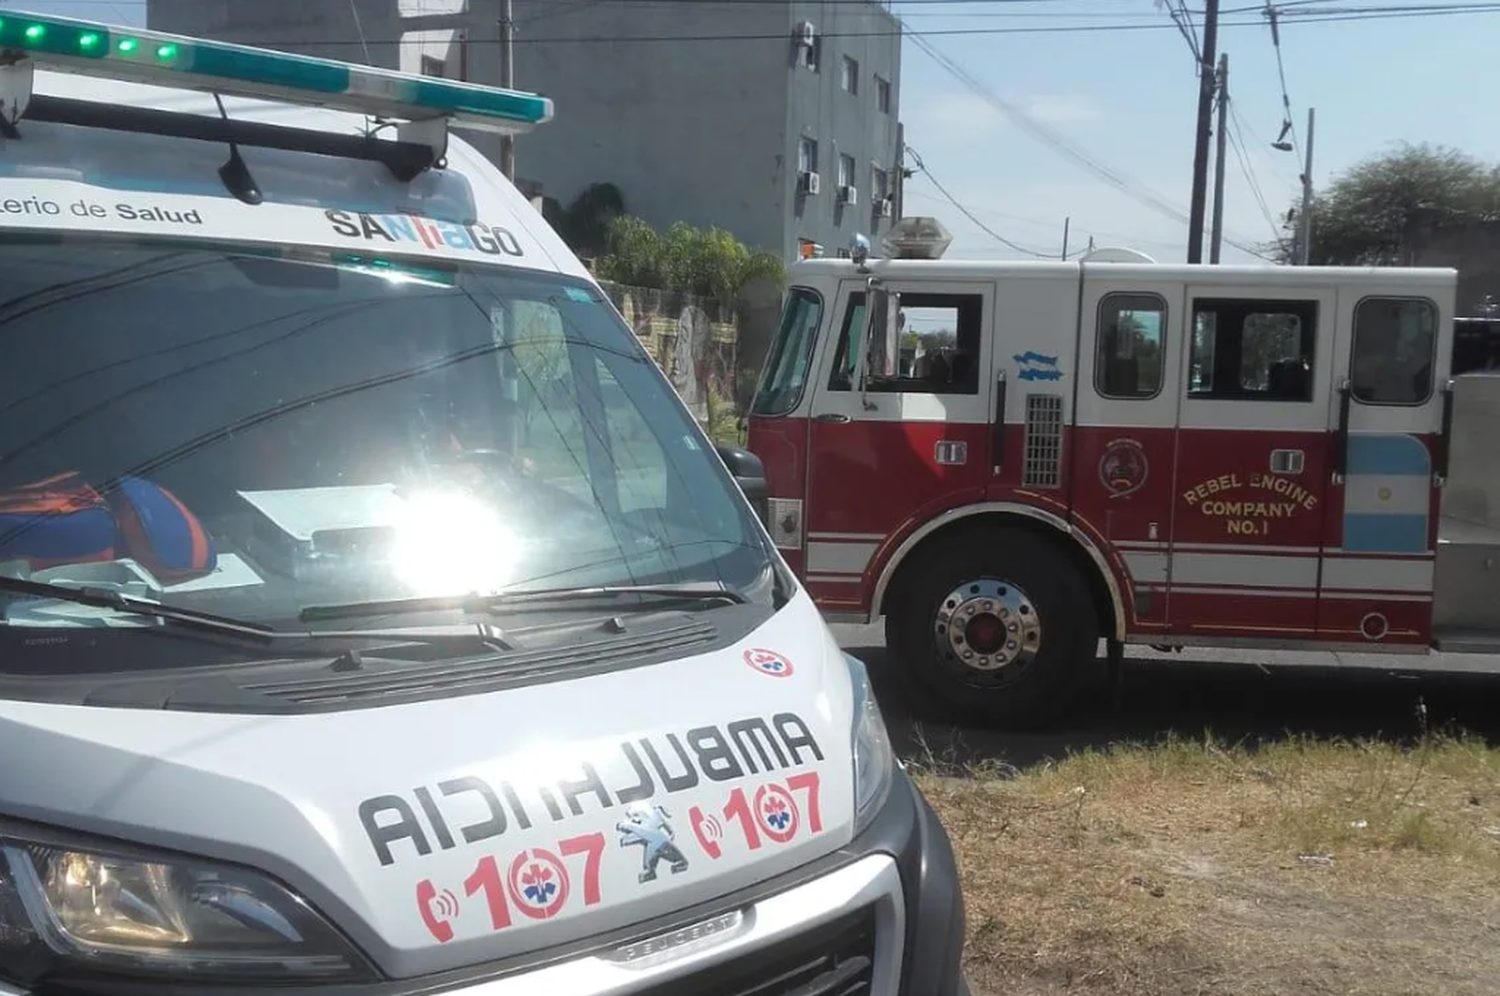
[{"x1": 0, "y1": 237, "x2": 769, "y2": 637}]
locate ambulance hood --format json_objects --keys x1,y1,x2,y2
[{"x1": 0, "y1": 591, "x2": 861, "y2": 979}]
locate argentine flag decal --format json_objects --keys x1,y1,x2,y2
[{"x1": 1342, "y1": 433, "x2": 1432, "y2": 554}]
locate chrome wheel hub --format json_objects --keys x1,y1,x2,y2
[{"x1": 934, "y1": 578, "x2": 1042, "y2": 672}]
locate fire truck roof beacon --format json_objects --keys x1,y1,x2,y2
[
  {"x1": 882, "y1": 216, "x2": 953, "y2": 260},
  {"x1": 850, "y1": 232, "x2": 872, "y2": 266}
]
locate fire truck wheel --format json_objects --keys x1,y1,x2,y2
[{"x1": 888, "y1": 526, "x2": 1099, "y2": 729}]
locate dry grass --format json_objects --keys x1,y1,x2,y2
[{"x1": 911, "y1": 729, "x2": 1500, "y2": 996}]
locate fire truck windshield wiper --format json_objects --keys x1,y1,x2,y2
[{"x1": 298, "y1": 582, "x2": 747, "y2": 623}]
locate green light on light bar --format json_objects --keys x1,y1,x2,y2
[{"x1": 2, "y1": 11, "x2": 555, "y2": 132}]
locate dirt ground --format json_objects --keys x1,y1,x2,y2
[{"x1": 915, "y1": 734, "x2": 1500, "y2": 996}]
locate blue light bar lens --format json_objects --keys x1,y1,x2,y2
[{"x1": 3, "y1": 12, "x2": 552, "y2": 127}]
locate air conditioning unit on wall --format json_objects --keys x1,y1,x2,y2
[
  {"x1": 873, "y1": 197, "x2": 893, "y2": 217},
  {"x1": 800, "y1": 171, "x2": 821, "y2": 196},
  {"x1": 838, "y1": 185, "x2": 858, "y2": 206}
]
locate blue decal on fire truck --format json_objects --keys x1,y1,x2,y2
[
  {"x1": 1015, "y1": 351, "x2": 1062, "y2": 381},
  {"x1": 1341, "y1": 433, "x2": 1431, "y2": 554}
]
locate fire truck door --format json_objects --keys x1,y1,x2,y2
[
  {"x1": 802, "y1": 278, "x2": 996, "y2": 608},
  {"x1": 1071, "y1": 279, "x2": 1183, "y2": 630},
  {"x1": 1317, "y1": 292, "x2": 1444, "y2": 644},
  {"x1": 1169, "y1": 286, "x2": 1337, "y2": 639}
]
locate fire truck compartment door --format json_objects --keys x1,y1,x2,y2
[
  {"x1": 1169, "y1": 285, "x2": 1338, "y2": 639},
  {"x1": 801, "y1": 278, "x2": 997, "y2": 594},
  {"x1": 1071, "y1": 277, "x2": 1185, "y2": 627},
  {"x1": 1324, "y1": 286, "x2": 1449, "y2": 645}
]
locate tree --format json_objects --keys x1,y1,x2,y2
[
  {"x1": 1275, "y1": 143, "x2": 1500, "y2": 265},
  {"x1": 593, "y1": 216, "x2": 785, "y2": 304},
  {"x1": 541, "y1": 182, "x2": 626, "y2": 260}
]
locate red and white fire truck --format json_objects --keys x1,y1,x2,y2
[{"x1": 745, "y1": 217, "x2": 1500, "y2": 728}]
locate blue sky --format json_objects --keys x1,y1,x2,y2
[{"x1": 8, "y1": 0, "x2": 1500, "y2": 265}]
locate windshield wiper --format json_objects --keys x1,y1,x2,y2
[
  {"x1": 298, "y1": 582, "x2": 747, "y2": 624},
  {"x1": 0, "y1": 576, "x2": 281, "y2": 642},
  {"x1": 0, "y1": 577, "x2": 510, "y2": 655}
]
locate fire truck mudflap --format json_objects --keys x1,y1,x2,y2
[{"x1": 749, "y1": 216, "x2": 1500, "y2": 730}]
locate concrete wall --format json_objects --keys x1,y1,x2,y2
[{"x1": 147, "y1": 0, "x2": 901, "y2": 263}]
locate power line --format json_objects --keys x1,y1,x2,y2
[
  {"x1": 135, "y1": 4, "x2": 1500, "y2": 47},
  {"x1": 904, "y1": 145, "x2": 1054, "y2": 257},
  {"x1": 906, "y1": 30, "x2": 1276, "y2": 260},
  {"x1": 1226, "y1": 99, "x2": 1284, "y2": 247}
]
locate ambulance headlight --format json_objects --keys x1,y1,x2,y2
[
  {"x1": 846, "y1": 653, "x2": 896, "y2": 834},
  {"x1": 0, "y1": 830, "x2": 373, "y2": 984}
]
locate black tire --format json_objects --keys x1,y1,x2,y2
[{"x1": 886, "y1": 525, "x2": 1100, "y2": 730}]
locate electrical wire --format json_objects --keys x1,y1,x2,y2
[
  {"x1": 1225, "y1": 99, "x2": 1286, "y2": 247},
  {"x1": 904, "y1": 145, "x2": 1055, "y2": 257},
  {"x1": 74, "y1": 3, "x2": 1500, "y2": 46}
]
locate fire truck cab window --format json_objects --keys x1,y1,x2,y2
[
  {"x1": 751, "y1": 287, "x2": 824, "y2": 416},
  {"x1": 828, "y1": 291, "x2": 982, "y2": 395},
  {"x1": 1095, "y1": 293, "x2": 1167, "y2": 399},
  {"x1": 1351, "y1": 297, "x2": 1437, "y2": 405},
  {"x1": 1188, "y1": 298, "x2": 1318, "y2": 402}
]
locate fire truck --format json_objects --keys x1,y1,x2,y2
[{"x1": 744, "y1": 216, "x2": 1500, "y2": 729}]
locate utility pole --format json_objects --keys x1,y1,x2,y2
[
  {"x1": 1185, "y1": 0, "x2": 1220, "y2": 264},
  {"x1": 1295, "y1": 107, "x2": 1316, "y2": 265},
  {"x1": 1061, "y1": 216, "x2": 1070, "y2": 260},
  {"x1": 498, "y1": 0, "x2": 516, "y2": 181},
  {"x1": 894, "y1": 124, "x2": 907, "y2": 220},
  {"x1": 1209, "y1": 53, "x2": 1228, "y2": 264}
]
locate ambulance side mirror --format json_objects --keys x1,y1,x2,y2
[{"x1": 716, "y1": 443, "x2": 770, "y2": 526}]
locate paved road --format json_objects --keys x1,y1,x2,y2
[{"x1": 829, "y1": 621, "x2": 1500, "y2": 767}]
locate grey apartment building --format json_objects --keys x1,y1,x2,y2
[{"x1": 145, "y1": 1, "x2": 903, "y2": 263}]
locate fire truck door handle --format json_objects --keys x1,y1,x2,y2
[
  {"x1": 1436, "y1": 378, "x2": 1455, "y2": 485},
  {"x1": 991, "y1": 372, "x2": 1008, "y2": 474},
  {"x1": 1331, "y1": 378, "x2": 1352, "y2": 484},
  {"x1": 815, "y1": 413, "x2": 851, "y2": 424}
]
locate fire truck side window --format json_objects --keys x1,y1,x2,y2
[
  {"x1": 1188, "y1": 298, "x2": 1318, "y2": 402},
  {"x1": 828, "y1": 291, "x2": 982, "y2": 395},
  {"x1": 1351, "y1": 297, "x2": 1437, "y2": 405},
  {"x1": 1095, "y1": 293, "x2": 1167, "y2": 399},
  {"x1": 751, "y1": 287, "x2": 824, "y2": 417}
]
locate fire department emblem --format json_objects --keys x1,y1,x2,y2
[{"x1": 1099, "y1": 439, "x2": 1148, "y2": 498}]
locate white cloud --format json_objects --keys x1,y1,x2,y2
[{"x1": 1019, "y1": 94, "x2": 1102, "y2": 125}]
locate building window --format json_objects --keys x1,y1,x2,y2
[
  {"x1": 1189, "y1": 298, "x2": 1319, "y2": 402},
  {"x1": 798, "y1": 137, "x2": 819, "y2": 176},
  {"x1": 1095, "y1": 293, "x2": 1167, "y2": 400},
  {"x1": 872, "y1": 166, "x2": 889, "y2": 202},
  {"x1": 420, "y1": 55, "x2": 446, "y2": 78},
  {"x1": 841, "y1": 56, "x2": 859, "y2": 94},
  {"x1": 838, "y1": 154, "x2": 855, "y2": 190},
  {"x1": 1351, "y1": 297, "x2": 1437, "y2": 406},
  {"x1": 875, "y1": 75, "x2": 891, "y2": 113}
]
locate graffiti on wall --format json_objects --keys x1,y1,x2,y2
[{"x1": 600, "y1": 282, "x2": 739, "y2": 421}]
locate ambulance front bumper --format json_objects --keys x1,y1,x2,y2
[{"x1": 1, "y1": 770, "x2": 965, "y2": 996}]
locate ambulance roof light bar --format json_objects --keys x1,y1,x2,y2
[
  {"x1": 882, "y1": 216, "x2": 953, "y2": 260},
  {"x1": 0, "y1": 11, "x2": 554, "y2": 136}
]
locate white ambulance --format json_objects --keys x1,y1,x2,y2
[{"x1": 0, "y1": 13, "x2": 967, "y2": 996}]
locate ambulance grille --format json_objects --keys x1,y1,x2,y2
[
  {"x1": 655, "y1": 906, "x2": 876, "y2": 996},
  {"x1": 1023, "y1": 393, "x2": 1065, "y2": 489}
]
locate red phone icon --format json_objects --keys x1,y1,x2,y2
[
  {"x1": 416, "y1": 879, "x2": 457, "y2": 943},
  {"x1": 689, "y1": 805, "x2": 724, "y2": 860}
]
